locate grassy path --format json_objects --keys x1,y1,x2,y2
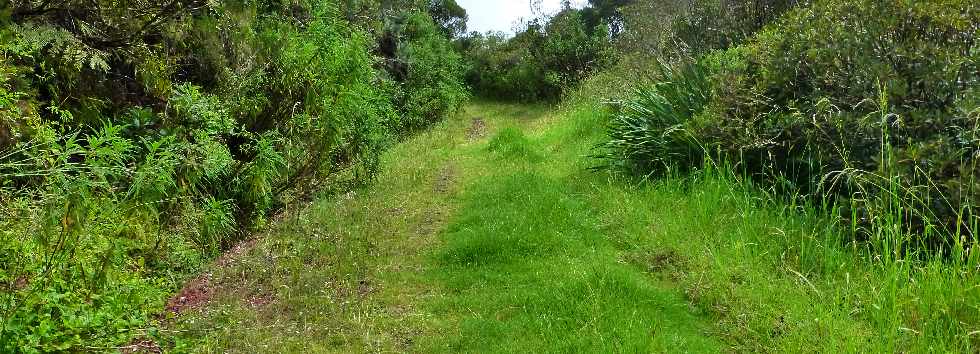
[
  {"x1": 172, "y1": 101, "x2": 721, "y2": 352},
  {"x1": 173, "y1": 100, "x2": 980, "y2": 352}
]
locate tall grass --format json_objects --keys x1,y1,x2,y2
[
  {"x1": 591, "y1": 60, "x2": 980, "y2": 351},
  {"x1": 598, "y1": 47, "x2": 979, "y2": 257},
  {"x1": 818, "y1": 89, "x2": 980, "y2": 257}
]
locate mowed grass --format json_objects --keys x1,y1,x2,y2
[
  {"x1": 171, "y1": 100, "x2": 979, "y2": 353},
  {"x1": 169, "y1": 101, "x2": 720, "y2": 352},
  {"x1": 422, "y1": 168, "x2": 720, "y2": 352}
]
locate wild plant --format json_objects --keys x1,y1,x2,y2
[{"x1": 595, "y1": 61, "x2": 711, "y2": 176}]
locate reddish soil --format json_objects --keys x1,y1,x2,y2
[
  {"x1": 164, "y1": 275, "x2": 213, "y2": 315},
  {"x1": 163, "y1": 238, "x2": 259, "y2": 315},
  {"x1": 13, "y1": 276, "x2": 28, "y2": 290}
]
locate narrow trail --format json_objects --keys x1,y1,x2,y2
[{"x1": 173, "y1": 101, "x2": 721, "y2": 352}]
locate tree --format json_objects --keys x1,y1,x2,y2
[
  {"x1": 428, "y1": 0, "x2": 468, "y2": 39},
  {"x1": 582, "y1": 0, "x2": 634, "y2": 36},
  {"x1": 9, "y1": 0, "x2": 206, "y2": 49}
]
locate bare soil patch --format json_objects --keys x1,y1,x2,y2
[
  {"x1": 164, "y1": 275, "x2": 213, "y2": 315},
  {"x1": 120, "y1": 338, "x2": 163, "y2": 354},
  {"x1": 467, "y1": 117, "x2": 487, "y2": 140},
  {"x1": 433, "y1": 165, "x2": 456, "y2": 194}
]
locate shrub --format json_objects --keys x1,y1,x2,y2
[
  {"x1": 612, "y1": 0, "x2": 799, "y2": 67},
  {"x1": 702, "y1": 0, "x2": 979, "y2": 245},
  {"x1": 601, "y1": 0, "x2": 980, "y2": 249},
  {"x1": 383, "y1": 12, "x2": 470, "y2": 131}
]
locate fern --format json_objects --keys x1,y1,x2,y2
[{"x1": 7, "y1": 23, "x2": 110, "y2": 73}]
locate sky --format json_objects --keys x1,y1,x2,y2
[{"x1": 457, "y1": 0, "x2": 589, "y2": 35}]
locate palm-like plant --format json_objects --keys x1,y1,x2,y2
[{"x1": 597, "y1": 61, "x2": 711, "y2": 175}]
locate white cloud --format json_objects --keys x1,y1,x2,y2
[{"x1": 457, "y1": 0, "x2": 589, "y2": 35}]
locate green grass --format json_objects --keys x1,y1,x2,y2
[
  {"x1": 170, "y1": 100, "x2": 980, "y2": 353},
  {"x1": 423, "y1": 170, "x2": 720, "y2": 352}
]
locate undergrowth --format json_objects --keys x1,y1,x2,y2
[{"x1": 0, "y1": 1, "x2": 468, "y2": 351}]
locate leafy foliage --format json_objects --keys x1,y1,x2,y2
[
  {"x1": 0, "y1": 0, "x2": 468, "y2": 351},
  {"x1": 382, "y1": 11, "x2": 470, "y2": 131},
  {"x1": 428, "y1": 0, "x2": 468, "y2": 39},
  {"x1": 600, "y1": 0, "x2": 980, "y2": 249}
]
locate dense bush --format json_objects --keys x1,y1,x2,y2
[
  {"x1": 670, "y1": 0, "x2": 799, "y2": 56},
  {"x1": 0, "y1": 0, "x2": 467, "y2": 351},
  {"x1": 567, "y1": 0, "x2": 799, "y2": 104},
  {"x1": 381, "y1": 11, "x2": 470, "y2": 131},
  {"x1": 601, "y1": 0, "x2": 980, "y2": 249},
  {"x1": 460, "y1": 5, "x2": 615, "y2": 101}
]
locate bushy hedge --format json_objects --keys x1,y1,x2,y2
[
  {"x1": 0, "y1": 0, "x2": 467, "y2": 350},
  {"x1": 601, "y1": 0, "x2": 979, "y2": 248}
]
